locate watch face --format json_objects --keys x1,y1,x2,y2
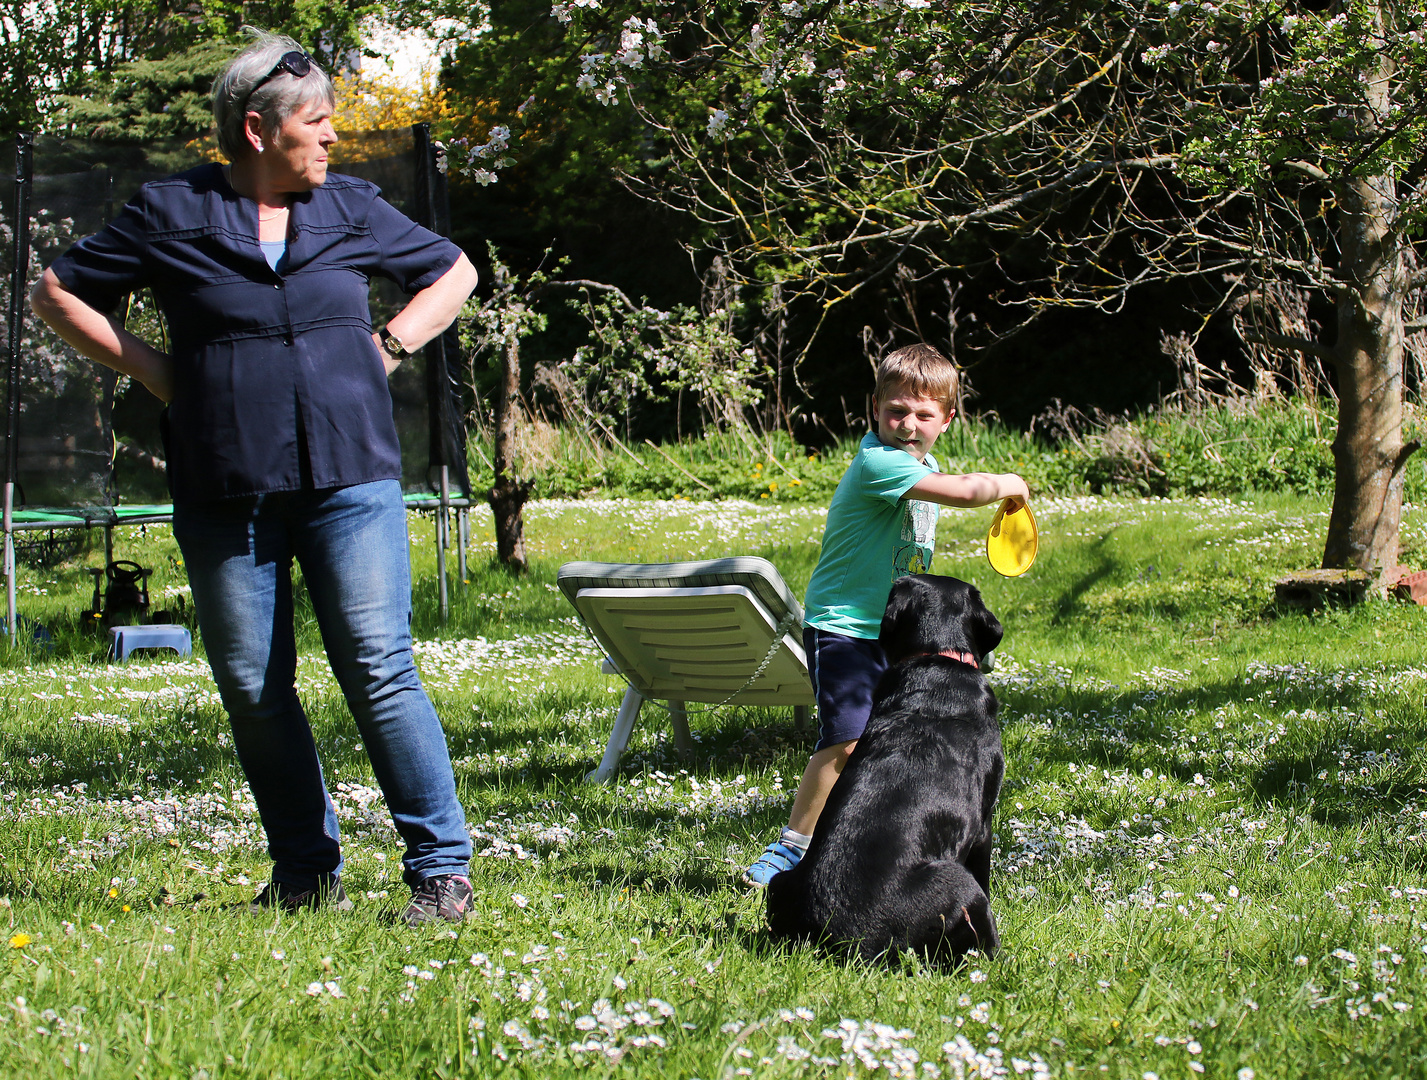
[{"x1": 382, "y1": 332, "x2": 404, "y2": 357}]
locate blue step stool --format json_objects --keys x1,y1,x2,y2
[{"x1": 109, "y1": 624, "x2": 192, "y2": 662}]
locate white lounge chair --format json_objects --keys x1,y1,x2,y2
[{"x1": 557, "y1": 557, "x2": 815, "y2": 783}]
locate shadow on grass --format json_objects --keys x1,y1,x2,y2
[
  {"x1": 0, "y1": 613, "x2": 147, "y2": 666},
  {"x1": 994, "y1": 671, "x2": 1425, "y2": 831},
  {"x1": 555, "y1": 858, "x2": 736, "y2": 900},
  {"x1": 0, "y1": 707, "x2": 237, "y2": 793},
  {"x1": 442, "y1": 687, "x2": 816, "y2": 787},
  {"x1": 1048, "y1": 539, "x2": 1121, "y2": 625}
]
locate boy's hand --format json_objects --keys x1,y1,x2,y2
[{"x1": 1001, "y1": 475, "x2": 1031, "y2": 508}]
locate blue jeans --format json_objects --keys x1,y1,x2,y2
[{"x1": 174, "y1": 479, "x2": 471, "y2": 889}]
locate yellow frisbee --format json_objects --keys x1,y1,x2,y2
[{"x1": 986, "y1": 498, "x2": 1037, "y2": 577}]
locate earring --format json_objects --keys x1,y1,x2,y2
[{"x1": 257, "y1": 144, "x2": 264, "y2": 153}]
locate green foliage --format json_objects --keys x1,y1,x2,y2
[
  {"x1": 468, "y1": 427, "x2": 849, "y2": 503},
  {"x1": 890, "y1": 399, "x2": 1348, "y2": 503},
  {"x1": 467, "y1": 397, "x2": 1363, "y2": 507},
  {"x1": 571, "y1": 292, "x2": 762, "y2": 417},
  {"x1": 8, "y1": 0, "x2": 372, "y2": 140},
  {"x1": 440, "y1": 0, "x2": 708, "y2": 291},
  {"x1": 1143, "y1": 1, "x2": 1427, "y2": 228},
  {"x1": 1011, "y1": 400, "x2": 1345, "y2": 500},
  {"x1": 458, "y1": 242, "x2": 557, "y2": 371},
  {"x1": 1137, "y1": 404, "x2": 1340, "y2": 497},
  {"x1": 52, "y1": 39, "x2": 237, "y2": 146}
]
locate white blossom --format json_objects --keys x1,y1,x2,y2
[{"x1": 551, "y1": 0, "x2": 602, "y2": 22}]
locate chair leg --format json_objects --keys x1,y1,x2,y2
[
  {"x1": 586, "y1": 685, "x2": 644, "y2": 784},
  {"x1": 794, "y1": 705, "x2": 810, "y2": 732},
  {"x1": 668, "y1": 699, "x2": 692, "y2": 757}
]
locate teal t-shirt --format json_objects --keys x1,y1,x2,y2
[{"x1": 803, "y1": 433, "x2": 941, "y2": 639}]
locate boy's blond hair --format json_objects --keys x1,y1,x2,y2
[{"x1": 874, "y1": 344, "x2": 958, "y2": 415}]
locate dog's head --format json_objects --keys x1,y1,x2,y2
[{"x1": 878, "y1": 575, "x2": 1003, "y2": 667}]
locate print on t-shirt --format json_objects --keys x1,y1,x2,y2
[{"x1": 893, "y1": 498, "x2": 937, "y2": 577}]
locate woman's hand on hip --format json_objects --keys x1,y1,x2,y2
[
  {"x1": 381, "y1": 252, "x2": 479, "y2": 365},
  {"x1": 30, "y1": 269, "x2": 175, "y2": 403}
]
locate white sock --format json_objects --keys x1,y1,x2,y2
[{"x1": 780, "y1": 827, "x2": 812, "y2": 854}]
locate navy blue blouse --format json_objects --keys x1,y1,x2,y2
[{"x1": 49, "y1": 162, "x2": 462, "y2": 504}]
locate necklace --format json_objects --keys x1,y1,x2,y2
[{"x1": 224, "y1": 166, "x2": 292, "y2": 223}]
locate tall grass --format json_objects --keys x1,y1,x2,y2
[
  {"x1": 471, "y1": 397, "x2": 1427, "y2": 514},
  {"x1": 3, "y1": 486, "x2": 1427, "y2": 1076}
]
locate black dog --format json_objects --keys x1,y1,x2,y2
[{"x1": 766, "y1": 574, "x2": 1004, "y2": 962}]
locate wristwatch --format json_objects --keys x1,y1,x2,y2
[{"x1": 379, "y1": 326, "x2": 409, "y2": 360}]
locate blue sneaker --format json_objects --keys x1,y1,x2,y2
[{"x1": 742, "y1": 839, "x2": 804, "y2": 887}]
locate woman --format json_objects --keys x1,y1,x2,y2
[{"x1": 31, "y1": 30, "x2": 481, "y2": 926}]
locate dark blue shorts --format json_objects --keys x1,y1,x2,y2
[{"x1": 804, "y1": 626, "x2": 888, "y2": 751}]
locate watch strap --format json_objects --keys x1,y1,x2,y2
[{"x1": 379, "y1": 326, "x2": 408, "y2": 358}]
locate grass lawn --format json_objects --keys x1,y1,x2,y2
[{"x1": 2, "y1": 491, "x2": 1426, "y2": 1078}]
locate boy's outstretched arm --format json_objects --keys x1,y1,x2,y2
[{"x1": 906, "y1": 471, "x2": 1030, "y2": 509}]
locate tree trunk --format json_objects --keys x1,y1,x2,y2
[
  {"x1": 1321, "y1": 8, "x2": 1417, "y2": 588},
  {"x1": 488, "y1": 333, "x2": 532, "y2": 572},
  {"x1": 1323, "y1": 213, "x2": 1410, "y2": 582}
]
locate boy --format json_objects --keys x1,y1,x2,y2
[{"x1": 743, "y1": 343, "x2": 1029, "y2": 887}]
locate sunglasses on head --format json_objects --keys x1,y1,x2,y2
[{"x1": 245, "y1": 50, "x2": 313, "y2": 109}]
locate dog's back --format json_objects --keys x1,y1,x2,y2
[{"x1": 767, "y1": 576, "x2": 1004, "y2": 961}]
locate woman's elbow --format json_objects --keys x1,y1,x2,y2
[
  {"x1": 421, "y1": 254, "x2": 478, "y2": 311},
  {"x1": 28, "y1": 271, "x2": 56, "y2": 313},
  {"x1": 29, "y1": 269, "x2": 61, "y2": 320},
  {"x1": 450, "y1": 252, "x2": 479, "y2": 298}
]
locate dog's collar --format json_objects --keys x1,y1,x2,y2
[{"x1": 927, "y1": 649, "x2": 978, "y2": 669}]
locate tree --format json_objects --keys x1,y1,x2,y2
[
  {"x1": 461, "y1": 248, "x2": 550, "y2": 572},
  {"x1": 438, "y1": 0, "x2": 706, "y2": 358},
  {"x1": 3, "y1": 0, "x2": 372, "y2": 140},
  {"x1": 331, "y1": 70, "x2": 461, "y2": 136},
  {"x1": 51, "y1": 38, "x2": 238, "y2": 146},
  {"x1": 460, "y1": 240, "x2": 771, "y2": 569},
  {"x1": 530, "y1": 0, "x2": 1427, "y2": 584}
]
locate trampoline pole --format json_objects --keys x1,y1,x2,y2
[
  {"x1": 437, "y1": 464, "x2": 450, "y2": 623},
  {"x1": 6, "y1": 134, "x2": 35, "y2": 646},
  {"x1": 457, "y1": 507, "x2": 467, "y2": 589},
  {"x1": 4, "y1": 487, "x2": 13, "y2": 647}
]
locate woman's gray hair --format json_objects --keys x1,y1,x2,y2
[{"x1": 212, "y1": 28, "x2": 335, "y2": 161}]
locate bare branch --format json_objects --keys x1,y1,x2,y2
[
  {"x1": 531, "y1": 279, "x2": 640, "y2": 310},
  {"x1": 1278, "y1": 160, "x2": 1333, "y2": 184},
  {"x1": 1238, "y1": 330, "x2": 1336, "y2": 366}
]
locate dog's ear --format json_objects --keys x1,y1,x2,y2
[
  {"x1": 965, "y1": 584, "x2": 1004, "y2": 659},
  {"x1": 879, "y1": 576, "x2": 928, "y2": 662}
]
